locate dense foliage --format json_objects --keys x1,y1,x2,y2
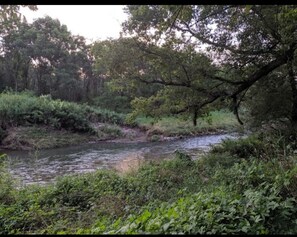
[
  {"x1": 0, "y1": 6, "x2": 100, "y2": 103},
  {"x1": 122, "y1": 5, "x2": 297, "y2": 130},
  {"x1": 1, "y1": 5, "x2": 297, "y2": 235},
  {"x1": 0, "y1": 91, "x2": 125, "y2": 135},
  {"x1": 1, "y1": 5, "x2": 297, "y2": 130},
  {"x1": 0, "y1": 134, "x2": 297, "y2": 234}
]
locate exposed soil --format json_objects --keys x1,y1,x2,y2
[
  {"x1": 0, "y1": 127, "x2": 32, "y2": 151},
  {"x1": 91, "y1": 123, "x2": 176, "y2": 143},
  {"x1": 109, "y1": 126, "x2": 147, "y2": 143},
  {"x1": 106, "y1": 125, "x2": 179, "y2": 143},
  {"x1": 0, "y1": 122, "x2": 225, "y2": 151},
  {"x1": 0, "y1": 124, "x2": 154, "y2": 151},
  {"x1": 0, "y1": 126, "x2": 95, "y2": 151}
]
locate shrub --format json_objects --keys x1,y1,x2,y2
[
  {"x1": 211, "y1": 135, "x2": 266, "y2": 159},
  {"x1": 0, "y1": 91, "x2": 127, "y2": 134},
  {"x1": 0, "y1": 154, "x2": 15, "y2": 205},
  {"x1": 95, "y1": 184, "x2": 296, "y2": 235},
  {"x1": 1, "y1": 134, "x2": 297, "y2": 234}
]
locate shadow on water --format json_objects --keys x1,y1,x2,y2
[{"x1": 3, "y1": 133, "x2": 239, "y2": 186}]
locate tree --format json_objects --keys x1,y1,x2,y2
[
  {"x1": 0, "y1": 5, "x2": 37, "y2": 91},
  {"x1": 92, "y1": 37, "x2": 223, "y2": 125},
  {"x1": 123, "y1": 5, "x2": 297, "y2": 130},
  {"x1": 0, "y1": 5, "x2": 37, "y2": 40},
  {"x1": 126, "y1": 41, "x2": 224, "y2": 126},
  {"x1": 1, "y1": 16, "x2": 95, "y2": 102},
  {"x1": 91, "y1": 38, "x2": 163, "y2": 113},
  {"x1": 2, "y1": 21, "x2": 33, "y2": 91}
]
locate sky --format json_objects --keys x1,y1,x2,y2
[{"x1": 20, "y1": 5, "x2": 129, "y2": 43}]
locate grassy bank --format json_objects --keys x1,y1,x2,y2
[
  {"x1": 0, "y1": 91, "x2": 126, "y2": 131},
  {"x1": 136, "y1": 110, "x2": 241, "y2": 139},
  {"x1": 0, "y1": 91, "x2": 127, "y2": 150},
  {"x1": 0, "y1": 133, "x2": 296, "y2": 234},
  {"x1": 0, "y1": 91, "x2": 240, "y2": 150}
]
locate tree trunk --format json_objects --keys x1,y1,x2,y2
[
  {"x1": 287, "y1": 60, "x2": 297, "y2": 133},
  {"x1": 22, "y1": 62, "x2": 30, "y2": 89},
  {"x1": 193, "y1": 109, "x2": 198, "y2": 126}
]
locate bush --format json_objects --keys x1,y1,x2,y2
[
  {"x1": 91, "y1": 92, "x2": 132, "y2": 114},
  {"x1": 97, "y1": 124, "x2": 123, "y2": 139},
  {"x1": 0, "y1": 91, "x2": 127, "y2": 134},
  {"x1": 1, "y1": 135, "x2": 297, "y2": 234},
  {"x1": 0, "y1": 154, "x2": 15, "y2": 205},
  {"x1": 211, "y1": 135, "x2": 267, "y2": 159},
  {"x1": 96, "y1": 184, "x2": 296, "y2": 235}
]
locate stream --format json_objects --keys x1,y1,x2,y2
[{"x1": 3, "y1": 133, "x2": 239, "y2": 186}]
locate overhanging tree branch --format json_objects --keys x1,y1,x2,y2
[
  {"x1": 175, "y1": 21, "x2": 278, "y2": 56},
  {"x1": 230, "y1": 45, "x2": 296, "y2": 98}
]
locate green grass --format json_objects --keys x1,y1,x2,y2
[
  {"x1": 136, "y1": 110, "x2": 240, "y2": 137},
  {"x1": 0, "y1": 91, "x2": 241, "y2": 149},
  {"x1": 0, "y1": 91, "x2": 126, "y2": 133},
  {"x1": 96, "y1": 124, "x2": 124, "y2": 140},
  {"x1": 0, "y1": 134, "x2": 296, "y2": 234},
  {"x1": 0, "y1": 91, "x2": 128, "y2": 149}
]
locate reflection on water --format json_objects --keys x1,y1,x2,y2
[
  {"x1": 3, "y1": 133, "x2": 239, "y2": 186},
  {"x1": 114, "y1": 153, "x2": 145, "y2": 174}
]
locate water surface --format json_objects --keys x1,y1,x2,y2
[{"x1": 4, "y1": 133, "x2": 238, "y2": 186}]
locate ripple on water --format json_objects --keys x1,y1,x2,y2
[{"x1": 6, "y1": 133, "x2": 240, "y2": 186}]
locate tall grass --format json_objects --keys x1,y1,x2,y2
[
  {"x1": 0, "y1": 91, "x2": 126, "y2": 133},
  {"x1": 136, "y1": 110, "x2": 240, "y2": 136}
]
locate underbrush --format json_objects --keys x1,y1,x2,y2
[{"x1": 0, "y1": 133, "x2": 297, "y2": 234}]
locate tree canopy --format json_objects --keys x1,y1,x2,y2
[
  {"x1": 0, "y1": 12, "x2": 97, "y2": 101},
  {"x1": 122, "y1": 5, "x2": 297, "y2": 128},
  {"x1": 1, "y1": 5, "x2": 297, "y2": 130}
]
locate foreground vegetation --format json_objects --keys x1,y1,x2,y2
[{"x1": 0, "y1": 131, "x2": 296, "y2": 234}]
